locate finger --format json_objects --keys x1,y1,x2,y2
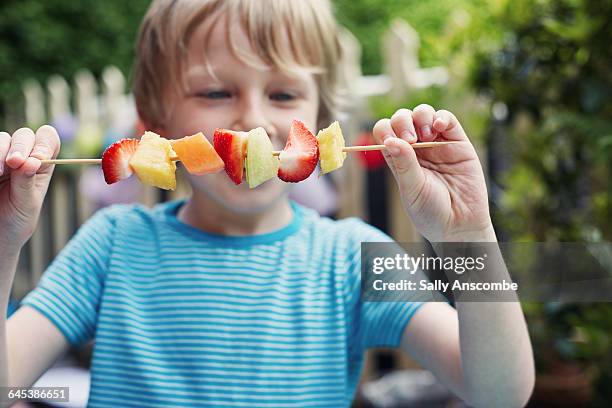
[
  {"x1": 0, "y1": 131, "x2": 10, "y2": 176},
  {"x1": 383, "y1": 137, "x2": 426, "y2": 205},
  {"x1": 6, "y1": 128, "x2": 36, "y2": 169},
  {"x1": 412, "y1": 104, "x2": 437, "y2": 142},
  {"x1": 372, "y1": 118, "x2": 395, "y2": 144},
  {"x1": 373, "y1": 118, "x2": 400, "y2": 169},
  {"x1": 373, "y1": 118, "x2": 426, "y2": 203},
  {"x1": 32, "y1": 125, "x2": 61, "y2": 173},
  {"x1": 10, "y1": 156, "x2": 41, "y2": 204},
  {"x1": 433, "y1": 110, "x2": 468, "y2": 142},
  {"x1": 390, "y1": 109, "x2": 417, "y2": 143}
]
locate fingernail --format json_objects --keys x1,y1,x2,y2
[
  {"x1": 420, "y1": 126, "x2": 432, "y2": 139},
  {"x1": 387, "y1": 145, "x2": 400, "y2": 155},
  {"x1": 401, "y1": 130, "x2": 417, "y2": 142}
]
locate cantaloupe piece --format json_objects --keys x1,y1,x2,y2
[
  {"x1": 129, "y1": 131, "x2": 177, "y2": 190},
  {"x1": 171, "y1": 132, "x2": 224, "y2": 175}
]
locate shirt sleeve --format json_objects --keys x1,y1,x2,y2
[
  {"x1": 20, "y1": 207, "x2": 118, "y2": 346},
  {"x1": 343, "y1": 219, "x2": 424, "y2": 352}
]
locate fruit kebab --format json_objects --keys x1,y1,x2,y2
[{"x1": 40, "y1": 120, "x2": 460, "y2": 190}]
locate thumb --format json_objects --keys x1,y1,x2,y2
[{"x1": 383, "y1": 137, "x2": 426, "y2": 205}]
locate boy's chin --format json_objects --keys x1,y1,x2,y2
[{"x1": 188, "y1": 174, "x2": 290, "y2": 214}]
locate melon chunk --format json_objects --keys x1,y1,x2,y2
[
  {"x1": 129, "y1": 131, "x2": 177, "y2": 190},
  {"x1": 245, "y1": 127, "x2": 279, "y2": 188},
  {"x1": 316, "y1": 121, "x2": 346, "y2": 174},
  {"x1": 171, "y1": 132, "x2": 224, "y2": 175}
]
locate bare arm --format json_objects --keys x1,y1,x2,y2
[
  {"x1": 1, "y1": 126, "x2": 68, "y2": 392},
  {"x1": 371, "y1": 106, "x2": 534, "y2": 407},
  {"x1": 399, "y1": 228, "x2": 534, "y2": 407},
  {"x1": 6, "y1": 306, "x2": 70, "y2": 388},
  {"x1": 1, "y1": 250, "x2": 70, "y2": 390}
]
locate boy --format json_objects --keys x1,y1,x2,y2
[{"x1": 0, "y1": 0, "x2": 534, "y2": 406}]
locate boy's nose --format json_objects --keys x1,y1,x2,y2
[{"x1": 233, "y1": 98, "x2": 276, "y2": 139}]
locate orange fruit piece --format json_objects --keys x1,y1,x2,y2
[{"x1": 171, "y1": 132, "x2": 225, "y2": 175}]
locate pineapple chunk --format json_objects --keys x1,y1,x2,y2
[
  {"x1": 316, "y1": 121, "x2": 346, "y2": 174},
  {"x1": 129, "y1": 131, "x2": 177, "y2": 190}
]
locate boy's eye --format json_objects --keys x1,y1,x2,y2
[
  {"x1": 270, "y1": 92, "x2": 296, "y2": 102},
  {"x1": 198, "y1": 90, "x2": 231, "y2": 99}
]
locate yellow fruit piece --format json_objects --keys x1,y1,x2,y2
[
  {"x1": 316, "y1": 121, "x2": 346, "y2": 174},
  {"x1": 129, "y1": 131, "x2": 177, "y2": 190}
]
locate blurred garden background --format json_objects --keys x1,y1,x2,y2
[{"x1": 1, "y1": 0, "x2": 611, "y2": 407}]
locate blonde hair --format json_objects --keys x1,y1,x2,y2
[{"x1": 133, "y1": 0, "x2": 345, "y2": 131}]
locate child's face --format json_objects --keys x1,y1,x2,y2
[{"x1": 162, "y1": 18, "x2": 320, "y2": 214}]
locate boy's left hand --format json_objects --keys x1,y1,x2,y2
[{"x1": 372, "y1": 104, "x2": 494, "y2": 242}]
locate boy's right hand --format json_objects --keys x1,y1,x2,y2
[{"x1": 0, "y1": 126, "x2": 60, "y2": 253}]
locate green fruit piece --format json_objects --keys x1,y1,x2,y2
[{"x1": 245, "y1": 127, "x2": 279, "y2": 188}]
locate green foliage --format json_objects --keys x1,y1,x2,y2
[
  {"x1": 0, "y1": 0, "x2": 150, "y2": 116},
  {"x1": 461, "y1": 1, "x2": 612, "y2": 403},
  {"x1": 469, "y1": 0, "x2": 612, "y2": 241},
  {"x1": 332, "y1": 0, "x2": 485, "y2": 74}
]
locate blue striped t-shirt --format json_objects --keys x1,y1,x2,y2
[{"x1": 21, "y1": 199, "x2": 422, "y2": 407}]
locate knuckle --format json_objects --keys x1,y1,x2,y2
[
  {"x1": 391, "y1": 108, "x2": 412, "y2": 121},
  {"x1": 9, "y1": 139, "x2": 27, "y2": 151},
  {"x1": 13, "y1": 127, "x2": 34, "y2": 137},
  {"x1": 11, "y1": 128, "x2": 36, "y2": 146},
  {"x1": 437, "y1": 109, "x2": 454, "y2": 120},
  {"x1": 414, "y1": 104, "x2": 435, "y2": 114},
  {"x1": 373, "y1": 118, "x2": 391, "y2": 133},
  {"x1": 35, "y1": 125, "x2": 61, "y2": 158},
  {"x1": 37, "y1": 124, "x2": 60, "y2": 142}
]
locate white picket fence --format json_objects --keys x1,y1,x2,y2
[{"x1": 7, "y1": 20, "x2": 443, "y2": 297}]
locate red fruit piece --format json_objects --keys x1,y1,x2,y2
[
  {"x1": 355, "y1": 131, "x2": 385, "y2": 170},
  {"x1": 213, "y1": 129, "x2": 248, "y2": 185},
  {"x1": 101, "y1": 138, "x2": 139, "y2": 184},
  {"x1": 278, "y1": 120, "x2": 319, "y2": 183}
]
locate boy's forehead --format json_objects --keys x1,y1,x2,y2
[
  {"x1": 183, "y1": 11, "x2": 319, "y2": 84},
  {"x1": 186, "y1": 15, "x2": 270, "y2": 72}
]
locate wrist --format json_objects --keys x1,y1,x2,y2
[
  {"x1": 441, "y1": 222, "x2": 497, "y2": 243},
  {"x1": 0, "y1": 242, "x2": 21, "y2": 267},
  {"x1": 0, "y1": 240, "x2": 22, "y2": 256}
]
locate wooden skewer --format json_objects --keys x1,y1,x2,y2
[
  {"x1": 39, "y1": 141, "x2": 461, "y2": 165},
  {"x1": 39, "y1": 158, "x2": 104, "y2": 165}
]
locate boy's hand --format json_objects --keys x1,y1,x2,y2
[
  {"x1": 373, "y1": 105, "x2": 493, "y2": 242},
  {"x1": 0, "y1": 126, "x2": 60, "y2": 252}
]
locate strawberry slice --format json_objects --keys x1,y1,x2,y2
[
  {"x1": 277, "y1": 120, "x2": 319, "y2": 182},
  {"x1": 213, "y1": 129, "x2": 248, "y2": 185},
  {"x1": 101, "y1": 138, "x2": 139, "y2": 184}
]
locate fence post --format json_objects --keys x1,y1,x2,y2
[
  {"x1": 47, "y1": 75, "x2": 75, "y2": 259},
  {"x1": 335, "y1": 27, "x2": 366, "y2": 220},
  {"x1": 23, "y1": 79, "x2": 46, "y2": 129},
  {"x1": 382, "y1": 18, "x2": 448, "y2": 102},
  {"x1": 74, "y1": 69, "x2": 101, "y2": 223}
]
